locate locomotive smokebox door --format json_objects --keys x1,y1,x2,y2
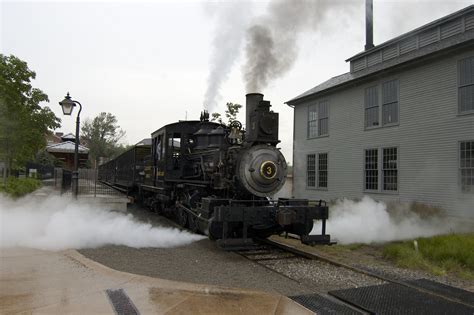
[{"x1": 238, "y1": 144, "x2": 287, "y2": 197}]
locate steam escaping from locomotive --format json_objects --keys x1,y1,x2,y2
[
  {"x1": 243, "y1": 0, "x2": 357, "y2": 92},
  {"x1": 313, "y1": 197, "x2": 459, "y2": 244},
  {"x1": 203, "y1": 0, "x2": 357, "y2": 103},
  {"x1": 0, "y1": 195, "x2": 205, "y2": 251}
]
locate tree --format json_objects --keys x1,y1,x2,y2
[
  {"x1": 211, "y1": 102, "x2": 242, "y2": 125},
  {"x1": 0, "y1": 54, "x2": 61, "y2": 177},
  {"x1": 81, "y1": 112, "x2": 126, "y2": 168},
  {"x1": 33, "y1": 149, "x2": 61, "y2": 168}
]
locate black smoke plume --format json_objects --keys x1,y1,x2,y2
[{"x1": 244, "y1": 0, "x2": 356, "y2": 92}]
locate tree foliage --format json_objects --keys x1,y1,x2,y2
[
  {"x1": 0, "y1": 177, "x2": 41, "y2": 198},
  {"x1": 211, "y1": 102, "x2": 242, "y2": 125},
  {"x1": 33, "y1": 149, "x2": 61, "y2": 167},
  {"x1": 81, "y1": 112, "x2": 126, "y2": 167},
  {"x1": 0, "y1": 54, "x2": 61, "y2": 172}
]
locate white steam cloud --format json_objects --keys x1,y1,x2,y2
[
  {"x1": 0, "y1": 195, "x2": 205, "y2": 251},
  {"x1": 312, "y1": 196, "x2": 459, "y2": 244},
  {"x1": 203, "y1": 3, "x2": 250, "y2": 112}
]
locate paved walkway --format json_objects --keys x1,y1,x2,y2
[{"x1": 0, "y1": 247, "x2": 311, "y2": 314}]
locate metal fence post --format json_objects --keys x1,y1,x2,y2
[{"x1": 94, "y1": 169, "x2": 97, "y2": 197}]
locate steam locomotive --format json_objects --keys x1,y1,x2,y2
[{"x1": 99, "y1": 93, "x2": 332, "y2": 248}]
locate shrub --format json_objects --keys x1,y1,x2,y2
[{"x1": 0, "y1": 177, "x2": 41, "y2": 197}]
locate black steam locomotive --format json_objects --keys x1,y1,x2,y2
[{"x1": 99, "y1": 93, "x2": 331, "y2": 248}]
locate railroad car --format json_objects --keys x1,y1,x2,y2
[{"x1": 99, "y1": 93, "x2": 332, "y2": 249}]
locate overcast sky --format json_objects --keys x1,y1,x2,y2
[{"x1": 1, "y1": 0, "x2": 472, "y2": 163}]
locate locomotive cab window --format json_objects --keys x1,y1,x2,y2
[
  {"x1": 155, "y1": 135, "x2": 164, "y2": 161},
  {"x1": 168, "y1": 133, "x2": 181, "y2": 170}
]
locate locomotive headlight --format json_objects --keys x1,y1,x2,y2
[{"x1": 260, "y1": 161, "x2": 277, "y2": 180}]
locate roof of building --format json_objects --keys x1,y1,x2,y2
[
  {"x1": 346, "y1": 5, "x2": 474, "y2": 62},
  {"x1": 46, "y1": 133, "x2": 62, "y2": 144},
  {"x1": 287, "y1": 5, "x2": 474, "y2": 105},
  {"x1": 136, "y1": 138, "x2": 152, "y2": 146},
  {"x1": 61, "y1": 133, "x2": 76, "y2": 140},
  {"x1": 46, "y1": 141, "x2": 89, "y2": 154}
]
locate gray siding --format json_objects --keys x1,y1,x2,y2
[{"x1": 293, "y1": 49, "x2": 474, "y2": 218}]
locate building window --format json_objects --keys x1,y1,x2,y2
[
  {"x1": 318, "y1": 153, "x2": 328, "y2": 188},
  {"x1": 459, "y1": 56, "x2": 474, "y2": 114},
  {"x1": 365, "y1": 149, "x2": 378, "y2": 190},
  {"x1": 318, "y1": 101, "x2": 329, "y2": 136},
  {"x1": 382, "y1": 80, "x2": 399, "y2": 125},
  {"x1": 308, "y1": 101, "x2": 329, "y2": 138},
  {"x1": 460, "y1": 141, "x2": 474, "y2": 192},
  {"x1": 383, "y1": 147, "x2": 398, "y2": 191},
  {"x1": 365, "y1": 86, "x2": 379, "y2": 128},
  {"x1": 307, "y1": 154, "x2": 316, "y2": 187},
  {"x1": 364, "y1": 80, "x2": 399, "y2": 130},
  {"x1": 365, "y1": 147, "x2": 398, "y2": 192},
  {"x1": 307, "y1": 153, "x2": 328, "y2": 189},
  {"x1": 308, "y1": 105, "x2": 318, "y2": 138}
]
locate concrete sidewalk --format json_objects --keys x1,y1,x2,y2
[{"x1": 0, "y1": 247, "x2": 311, "y2": 314}]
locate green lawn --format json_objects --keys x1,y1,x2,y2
[{"x1": 383, "y1": 233, "x2": 474, "y2": 279}]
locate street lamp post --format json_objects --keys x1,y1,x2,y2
[{"x1": 59, "y1": 92, "x2": 82, "y2": 199}]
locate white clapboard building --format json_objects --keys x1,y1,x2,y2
[{"x1": 287, "y1": 6, "x2": 474, "y2": 219}]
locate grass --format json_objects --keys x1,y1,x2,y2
[
  {"x1": 383, "y1": 233, "x2": 474, "y2": 279},
  {"x1": 0, "y1": 177, "x2": 41, "y2": 198}
]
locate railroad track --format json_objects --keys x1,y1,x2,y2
[{"x1": 233, "y1": 237, "x2": 474, "y2": 314}]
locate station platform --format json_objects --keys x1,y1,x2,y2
[{"x1": 0, "y1": 247, "x2": 311, "y2": 314}]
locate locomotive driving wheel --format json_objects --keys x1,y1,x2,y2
[
  {"x1": 188, "y1": 214, "x2": 199, "y2": 233},
  {"x1": 177, "y1": 207, "x2": 188, "y2": 227},
  {"x1": 151, "y1": 200, "x2": 163, "y2": 215}
]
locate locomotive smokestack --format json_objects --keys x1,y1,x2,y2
[
  {"x1": 246, "y1": 93, "x2": 264, "y2": 134},
  {"x1": 365, "y1": 0, "x2": 374, "y2": 51}
]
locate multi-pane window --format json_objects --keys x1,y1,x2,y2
[
  {"x1": 459, "y1": 57, "x2": 474, "y2": 113},
  {"x1": 382, "y1": 80, "x2": 399, "y2": 125},
  {"x1": 365, "y1": 149, "x2": 378, "y2": 190},
  {"x1": 364, "y1": 80, "x2": 399, "y2": 129},
  {"x1": 307, "y1": 154, "x2": 316, "y2": 187},
  {"x1": 383, "y1": 147, "x2": 398, "y2": 191},
  {"x1": 365, "y1": 86, "x2": 379, "y2": 128},
  {"x1": 460, "y1": 141, "x2": 474, "y2": 192},
  {"x1": 318, "y1": 153, "x2": 328, "y2": 188},
  {"x1": 308, "y1": 105, "x2": 318, "y2": 138},
  {"x1": 307, "y1": 153, "x2": 328, "y2": 189},
  {"x1": 318, "y1": 101, "x2": 329, "y2": 136},
  {"x1": 365, "y1": 147, "x2": 398, "y2": 192},
  {"x1": 308, "y1": 101, "x2": 329, "y2": 138}
]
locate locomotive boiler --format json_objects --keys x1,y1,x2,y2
[{"x1": 99, "y1": 93, "x2": 332, "y2": 249}]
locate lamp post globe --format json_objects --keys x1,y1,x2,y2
[
  {"x1": 58, "y1": 92, "x2": 83, "y2": 198},
  {"x1": 59, "y1": 93, "x2": 75, "y2": 116}
]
